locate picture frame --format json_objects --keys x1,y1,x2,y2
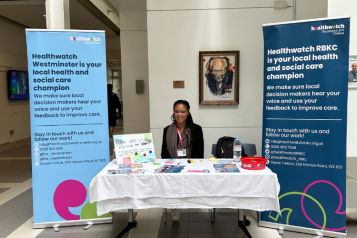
[
  {"x1": 348, "y1": 55, "x2": 357, "y2": 89},
  {"x1": 199, "y1": 51, "x2": 240, "y2": 105}
]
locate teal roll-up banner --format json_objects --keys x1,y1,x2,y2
[
  {"x1": 260, "y1": 17, "x2": 350, "y2": 237},
  {"x1": 26, "y1": 30, "x2": 111, "y2": 226}
]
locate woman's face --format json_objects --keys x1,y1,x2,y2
[{"x1": 174, "y1": 103, "x2": 189, "y2": 124}]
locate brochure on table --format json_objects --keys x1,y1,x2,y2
[{"x1": 113, "y1": 133, "x2": 155, "y2": 165}]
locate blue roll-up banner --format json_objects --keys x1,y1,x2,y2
[
  {"x1": 26, "y1": 30, "x2": 111, "y2": 227},
  {"x1": 260, "y1": 17, "x2": 350, "y2": 237}
]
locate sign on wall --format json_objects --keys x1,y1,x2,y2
[
  {"x1": 260, "y1": 17, "x2": 350, "y2": 237},
  {"x1": 26, "y1": 30, "x2": 111, "y2": 226}
]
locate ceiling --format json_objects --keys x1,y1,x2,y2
[{"x1": 0, "y1": 0, "x2": 121, "y2": 68}]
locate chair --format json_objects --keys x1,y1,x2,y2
[
  {"x1": 211, "y1": 144, "x2": 217, "y2": 157},
  {"x1": 241, "y1": 143, "x2": 257, "y2": 156},
  {"x1": 212, "y1": 143, "x2": 257, "y2": 157}
]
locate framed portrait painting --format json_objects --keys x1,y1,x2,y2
[
  {"x1": 199, "y1": 51, "x2": 239, "y2": 105},
  {"x1": 348, "y1": 55, "x2": 357, "y2": 88}
]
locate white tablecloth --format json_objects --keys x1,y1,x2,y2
[{"x1": 89, "y1": 159, "x2": 281, "y2": 216}]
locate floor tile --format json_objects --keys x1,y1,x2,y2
[
  {"x1": 215, "y1": 212, "x2": 239, "y2": 221},
  {"x1": 188, "y1": 222, "x2": 217, "y2": 233},
  {"x1": 280, "y1": 230, "x2": 316, "y2": 237},
  {"x1": 42, "y1": 224, "x2": 104, "y2": 234},
  {"x1": 0, "y1": 183, "x2": 20, "y2": 188},
  {"x1": 0, "y1": 223, "x2": 28, "y2": 237},
  {"x1": 99, "y1": 224, "x2": 130, "y2": 238},
  {"x1": 0, "y1": 201, "x2": 33, "y2": 224},
  {"x1": 0, "y1": 188, "x2": 10, "y2": 194},
  {"x1": 0, "y1": 188, "x2": 32, "y2": 220},
  {"x1": 188, "y1": 233, "x2": 219, "y2": 238},
  {"x1": 159, "y1": 221, "x2": 189, "y2": 233},
  {"x1": 158, "y1": 234, "x2": 188, "y2": 238},
  {"x1": 66, "y1": 231, "x2": 100, "y2": 238},
  {"x1": 162, "y1": 211, "x2": 189, "y2": 222},
  {"x1": 135, "y1": 212, "x2": 163, "y2": 221},
  {"x1": 41, "y1": 226, "x2": 75, "y2": 234},
  {"x1": 216, "y1": 221, "x2": 242, "y2": 234},
  {"x1": 96, "y1": 232, "x2": 119, "y2": 238},
  {"x1": 127, "y1": 232, "x2": 159, "y2": 238},
  {"x1": 0, "y1": 180, "x2": 32, "y2": 206},
  {"x1": 188, "y1": 212, "x2": 211, "y2": 222},
  {"x1": 7, "y1": 217, "x2": 44, "y2": 238},
  {"x1": 128, "y1": 221, "x2": 160, "y2": 234},
  {"x1": 35, "y1": 233, "x2": 69, "y2": 238}
]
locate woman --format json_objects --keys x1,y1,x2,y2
[
  {"x1": 161, "y1": 100, "x2": 204, "y2": 221},
  {"x1": 161, "y1": 100, "x2": 204, "y2": 159}
]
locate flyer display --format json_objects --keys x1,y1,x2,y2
[
  {"x1": 113, "y1": 133, "x2": 155, "y2": 164},
  {"x1": 26, "y1": 30, "x2": 111, "y2": 227},
  {"x1": 260, "y1": 17, "x2": 350, "y2": 237}
]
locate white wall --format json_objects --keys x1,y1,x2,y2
[
  {"x1": 107, "y1": 67, "x2": 112, "y2": 84},
  {"x1": 0, "y1": 18, "x2": 30, "y2": 145},
  {"x1": 328, "y1": 0, "x2": 357, "y2": 157},
  {"x1": 147, "y1": 0, "x2": 328, "y2": 158},
  {"x1": 119, "y1": 0, "x2": 150, "y2": 133}
]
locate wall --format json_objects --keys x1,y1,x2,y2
[
  {"x1": 107, "y1": 67, "x2": 112, "y2": 84},
  {"x1": 118, "y1": 0, "x2": 150, "y2": 133},
  {"x1": 328, "y1": 0, "x2": 357, "y2": 157},
  {"x1": 0, "y1": 17, "x2": 30, "y2": 145},
  {"x1": 147, "y1": 0, "x2": 328, "y2": 158}
]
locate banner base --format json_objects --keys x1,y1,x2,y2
[
  {"x1": 259, "y1": 221, "x2": 346, "y2": 238},
  {"x1": 33, "y1": 217, "x2": 112, "y2": 229}
]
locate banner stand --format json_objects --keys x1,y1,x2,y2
[
  {"x1": 33, "y1": 217, "x2": 112, "y2": 229},
  {"x1": 26, "y1": 29, "x2": 111, "y2": 229},
  {"x1": 259, "y1": 16, "x2": 350, "y2": 237},
  {"x1": 259, "y1": 221, "x2": 346, "y2": 238}
]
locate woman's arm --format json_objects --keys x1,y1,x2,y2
[{"x1": 161, "y1": 127, "x2": 170, "y2": 158}]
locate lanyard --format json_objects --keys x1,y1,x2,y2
[{"x1": 176, "y1": 126, "x2": 190, "y2": 147}]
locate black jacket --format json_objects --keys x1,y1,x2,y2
[{"x1": 161, "y1": 124, "x2": 204, "y2": 158}]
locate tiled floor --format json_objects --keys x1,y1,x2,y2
[{"x1": 0, "y1": 126, "x2": 356, "y2": 238}]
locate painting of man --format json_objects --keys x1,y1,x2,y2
[
  {"x1": 348, "y1": 62, "x2": 357, "y2": 82},
  {"x1": 348, "y1": 56, "x2": 357, "y2": 87},
  {"x1": 205, "y1": 57, "x2": 234, "y2": 96},
  {"x1": 199, "y1": 51, "x2": 239, "y2": 105}
]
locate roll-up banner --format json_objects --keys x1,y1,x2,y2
[
  {"x1": 260, "y1": 17, "x2": 350, "y2": 237},
  {"x1": 26, "y1": 30, "x2": 111, "y2": 228}
]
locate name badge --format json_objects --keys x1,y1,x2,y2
[{"x1": 177, "y1": 149, "x2": 186, "y2": 157}]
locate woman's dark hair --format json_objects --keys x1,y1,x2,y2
[{"x1": 171, "y1": 100, "x2": 196, "y2": 145}]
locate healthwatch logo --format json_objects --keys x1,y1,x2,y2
[
  {"x1": 69, "y1": 36, "x2": 101, "y2": 42},
  {"x1": 311, "y1": 24, "x2": 344, "y2": 31}
]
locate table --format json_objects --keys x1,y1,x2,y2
[{"x1": 89, "y1": 159, "x2": 281, "y2": 238}]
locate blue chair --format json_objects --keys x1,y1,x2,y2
[
  {"x1": 241, "y1": 143, "x2": 257, "y2": 156},
  {"x1": 211, "y1": 144, "x2": 217, "y2": 157}
]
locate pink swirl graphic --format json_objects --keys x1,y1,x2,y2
[
  {"x1": 53, "y1": 180, "x2": 87, "y2": 220},
  {"x1": 301, "y1": 180, "x2": 346, "y2": 231}
]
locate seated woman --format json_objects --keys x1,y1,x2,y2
[
  {"x1": 161, "y1": 100, "x2": 204, "y2": 159},
  {"x1": 161, "y1": 100, "x2": 204, "y2": 221}
]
